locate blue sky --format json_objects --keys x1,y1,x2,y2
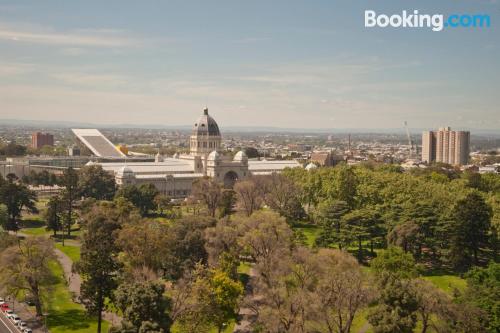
[{"x1": 0, "y1": 0, "x2": 498, "y2": 129}]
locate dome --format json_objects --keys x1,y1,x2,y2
[
  {"x1": 208, "y1": 150, "x2": 221, "y2": 161},
  {"x1": 305, "y1": 163, "x2": 318, "y2": 171},
  {"x1": 192, "y1": 108, "x2": 221, "y2": 137},
  {"x1": 233, "y1": 150, "x2": 248, "y2": 161}
]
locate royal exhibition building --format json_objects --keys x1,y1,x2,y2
[{"x1": 94, "y1": 108, "x2": 301, "y2": 197}]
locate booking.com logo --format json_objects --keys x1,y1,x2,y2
[{"x1": 365, "y1": 10, "x2": 491, "y2": 32}]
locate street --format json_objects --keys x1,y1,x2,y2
[{"x1": 0, "y1": 312, "x2": 20, "y2": 333}]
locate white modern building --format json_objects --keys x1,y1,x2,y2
[
  {"x1": 421, "y1": 127, "x2": 470, "y2": 165},
  {"x1": 92, "y1": 108, "x2": 301, "y2": 198}
]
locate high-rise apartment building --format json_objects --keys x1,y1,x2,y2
[
  {"x1": 31, "y1": 132, "x2": 54, "y2": 149},
  {"x1": 421, "y1": 127, "x2": 470, "y2": 165}
]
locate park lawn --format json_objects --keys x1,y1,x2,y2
[
  {"x1": 46, "y1": 260, "x2": 109, "y2": 333},
  {"x1": 19, "y1": 216, "x2": 51, "y2": 236},
  {"x1": 351, "y1": 308, "x2": 373, "y2": 333},
  {"x1": 293, "y1": 223, "x2": 321, "y2": 247},
  {"x1": 170, "y1": 320, "x2": 235, "y2": 333},
  {"x1": 423, "y1": 274, "x2": 467, "y2": 295},
  {"x1": 55, "y1": 243, "x2": 81, "y2": 262}
]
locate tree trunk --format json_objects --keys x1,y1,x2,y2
[
  {"x1": 32, "y1": 285, "x2": 43, "y2": 317},
  {"x1": 421, "y1": 315, "x2": 428, "y2": 333}
]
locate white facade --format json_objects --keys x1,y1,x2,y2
[{"x1": 98, "y1": 108, "x2": 301, "y2": 197}]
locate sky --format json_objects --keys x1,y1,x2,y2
[{"x1": 0, "y1": 0, "x2": 499, "y2": 130}]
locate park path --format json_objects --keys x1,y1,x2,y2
[
  {"x1": 11, "y1": 230, "x2": 122, "y2": 328},
  {"x1": 233, "y1": 267, "x2": 258, "y2": 333},
  {"x1": 54, "y1": 248, "x2": 122, "y2": 327}
]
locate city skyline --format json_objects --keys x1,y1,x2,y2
[{"x1": 0, "y1": 0, "x2": 499, "y2": 129}]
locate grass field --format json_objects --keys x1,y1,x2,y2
[
  {"x1": 170, "y1": 320, "x2": 235, "y2": 333},
  {"x1": 55, "y1": 243, "x2": 81, "y2": 262},
  {"x1": 293, "y1": 222, "x2": 321, "y2": 247},
  {"x1": 423, "y1": 274, "x2": 467, "y2": 295},
  {"x1": 19, "y1": 216, "x2": 50, "y2": 236},
  {"x1": 46, "y1": 260, "x2": 109, "y2": 333}
]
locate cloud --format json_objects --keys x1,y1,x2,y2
[
  {"x1": 0, "y1": 62, "x2": 35, "y2": 76},
  {"x1": 0, "y1": 23, "x2": 140, "y2": 47},
  {"x1": 51, "y1": 72, "x2": 129, "y2": 87}
]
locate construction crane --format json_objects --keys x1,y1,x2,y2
[{"x1": 404, "y1": 121, "x2": 416, "y2": 159}]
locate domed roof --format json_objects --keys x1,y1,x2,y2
[
  {"x1": 305, "y1": 163, "x2": 318, "y2": 171},
  {"x1": 233, "y1": 150, "x2": 248, "y2": 161},
  {"x1": 208, "y1": 150, "x2": 221, "y2": 161},
  {"x1": 192, "y1": 108, "x2": 221, "y2": 137}
]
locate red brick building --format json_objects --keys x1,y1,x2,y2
[{"x1": 31, "y1": 132, "x2": 54, "y2": 149}]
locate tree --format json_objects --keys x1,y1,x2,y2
[
  {"x1": 0, "y1": 142, "x2": 27, "y2": 156},
  {"x1": 60, "y1": 167, "x2": 79, "y2": 239},
  {"x1": 44, "y1": 195, "x2": 64, "y2": 237},
  {"x1": 368, "y1": 248, "x2": 419, "y2": 333},
  {"x1": 342, "y1": 207, "x2": 384, "y2": 262},
  {"x1": 153, "y1": 194, "x2": 171, "y2": 215},
  {"x1": 192, "y1": 177, "x2": 223, "y2": 218},
  {"x1": 261, "y1": 173, "x2": 305, "y2": 222},
  {"x1": 243, "y1": 147, "x2": 260, "y2": 158},
  {"x1": 461, "y1": 263, "x2": 500, "y2": 332},
  {"x1": 0, "y1": 237, "x2": 56, "y2": 316},
  {"x1": 234, "y1": 178, "x2": 262, "y2": 216},
  {"x1": 76, "y1": 202, "x2": 124, "y2": 333},
  {"x1": 410, "y1": 278, "x2": 458, "y2": 333},
  {"x1": 218, "y1": 189, "x2": 236, "y2": 218},
  {"x1": 238, "y1": 211, "x2": 293, "y2": 280},
  {"x1": 174, "y1": 265, "x2": 243, "y2": 333},
  {"x1": 315, "y1": 199, "x2": 350, "y2": 249},
  {"x1": 388, "y1": 203, "x2": 440, "y2": 261},
  {"x1": 252, "y1": 247, "x2": 372, "y2": 333},
  {"x1": 448, "y1": 192, "x2": 492, "y2": 270},
  {"x1": 0, "y1": 204, "x2": 8, "y2": 231},
  {"x1": 335, "y1": 164, "x2": 358, "y2": 208},
  {"x1": 367, "y1": 278, "x2": 419, "y2": 333},
  {"x1": 117, "y1": 219, "x2": 168, "y2": 276},
  {"x1": 78, "y1": 165, "x2": 116, "y2": 200},
  {"x1": 310, "y1": 249, "x2": 373, "y2": 333},
  {"x1": 370, "y1": 247, "x2": 418, "y2": 281},
  {"x1": 115, "y1": 184, "x2": 158, "y2": 216},
  {"x1": 114, "y1": 280, "x2": 172, "y2": 333},
  {"x1": 162, "y1": 215, "x2": 215, "y2": 280},
  {"x1": 0, "y1": 178, "x2": 37, "y2": 231}
]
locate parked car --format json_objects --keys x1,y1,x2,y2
[
  {"x1": 0, "y1": 297, "x2": 4, "y2": 303},
  {"x1": 18, "y1": 321, "x2": 28, "y2": 329},
  {"x1": 0, "y1": 304, "x2": 9, "y2": 311},
  {"x1": 12, "y1": 315, "x2": 22, "y2": 325},
  {"x1": 23, "y1": 329, "x2": 32, "y2": 333},
  {"x1": 5, "y1": 310, "x2": 14, "y2": 317}
]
